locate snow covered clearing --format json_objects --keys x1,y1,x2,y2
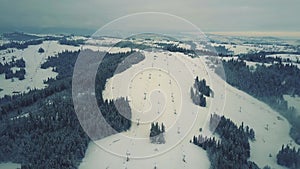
[
  {"x1": 0, "y1": 163, "x2": 20, "y2": 169},
  {"x1": 0, "y1": 41, "x2": 74, "y2": 97},
  {"x1": 80, "y1": 50, "x2": 299, "y2": 169},
  {"x1": 80, "y1": 51, "x2": 216, "y2": 169},
  {"x1": 267, "y1": 54, "x2": 300, "y2": 62},
  {"x1": 204, "y1": 57, "x2": 299, "y2": 169},
  {"x1": 0, "y1": 39, "x2": 132, "y2": 97},
  {"x1": 0, "y1": 34, "x2": 298, "y2": 169}
]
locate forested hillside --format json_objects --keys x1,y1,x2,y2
[
  {"x1": 217, "y1": 58, "x2": 300, "y2": 144},
  {"x1": 216, "y1": 56, "x2": 300, "y2": 169},
  {"x1": 192, "y1": 114, "x2": 258, "y2": 169},
  {"x1": 0, "y1": 49, "x2": 138, "y2": 168}
]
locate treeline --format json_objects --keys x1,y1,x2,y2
[
  {"x1": 0, "y1": 79, "x2": 71, "y2": 119},
  {"x1": 0, "y1": 95, "x2": 90, "y2": 169},
  {"x1": 41, "y1": 49, "x2": 134, "y2": 134},
  {"x1": 0, "y1": 58, "x2": 26, "y2": 73},
  {"x1": 220, "y1": 59, "x2": 300, "y2": 97},
  {"x1": 0, "y1": 40, "x2": 43, "y2": 50},
  {"x1": 0, "y1": 32, "x2": 84, "y2": 50},
  {"x1": 277, "y1": 145, "x2": 300, "y2": 169},
  {"x1": 192, "y1": 114, "x2": 258, "y2": 169},
  {"x1": 113, "y1": 41, "x2": 150, "y2": 50},
  {"x1": 94, "y1": 50, "x2": 138, "y2": 102},
  {"x1": 155, "y1": 42, "x2": 196, "y2": 57},
  {"x1": 3, "y1": 32, "x2": 41, "y2": 41},
  {"x1": 239, "y1": 52, "x2": 300, "y2": 64},
  {"x1": 0, "y1": 49, "x2": 139, "y2": 168},
  {"x1": 59, "y1": 38, "x2": 85, "y2": 47},
  {"x1": 0, "y1": 58, "x2": 26, "y2": 80},
  {"x1": 100, "y1": 98, "x2": 132, "y2": 133},
  {"x1": 41, "y1": 50, "x2": 80, "y2": 80},
  {"x1": 115, "y1": 40, "x2": 197, "y2": 56},
  {"x1": 0, "y1": 50, "x2": 74, "y2": 116},
  {"x1": 115, "y1": 40, "x2": 222, "y2": 57},
  {"x1": 214, "y1": 45, "x2": 234, "y2": 56},
  {"x1": 190, "y1": 76, "x2": 212, "y2": 107},
  {"x1": 217, "y1": 58, "x2": 300, "y2": 144}
]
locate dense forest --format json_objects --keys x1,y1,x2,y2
[
  {"x1": 215, "y1": 57, "x2": 300, "y2": 168},
  {"x1": 216, "y1": 58, "x2": 300, "y2": 145},
  {"x1": 0, "y1": 49, "x2": 141, "y2": 168},
  {"x1": 277, "y1": 145, "x2": 300, "y2": 169},
  {"x1": 41, "y1": 50, "x2": 80, "y2": 80},
  {"x1": 192, "y1": 114, "x2": 258, "y2": 169},
  {"x1": 0, "y1": 94, "x2": 90, "y2": 168}
]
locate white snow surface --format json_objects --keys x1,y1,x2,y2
[
  {"x1": 0, "y1": 163, "x2": 20, "y2": 169},
  {"x1": 80, "y1": 50, "x2": 299, "y2": 169},
  {"x1": 0, "y1": 35, "x2": 298, "y2": 169},
  {"x1": 211, "y1": 43, "x2": 298, "y2": 55},
  {"x1": 205, "y1": 57, "x2": 300, "y2": 168},
  {"x1": 80, "y1": 51, "x2": 217, "y2": 169},
  {"x1": 267, "y1": 54, "x2": 300, "y2": 62},
  {"x1": 0, "y1": 39, "x2": 133, "y2": 97},
  {"x1": 0, "y1": 41, "x2": 76, "y2": 97},
  {"x1": 208, "y1": 71, "x2": 299, "y2": 169}
]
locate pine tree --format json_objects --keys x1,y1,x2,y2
[
  {"x1": 161, "y1": 123, "x2": 165, "y2": 133},
  {"x1": 249, "y1": 128, "x2": 255, "y2": 140},
  {"x1": 150, "y1": 122, "x2": 165, "y2": 144}
]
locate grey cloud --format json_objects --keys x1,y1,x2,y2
[{"x1": 0, "y1": 0, "x2": 299, "y2": 34}]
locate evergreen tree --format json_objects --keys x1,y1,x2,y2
[
  {"x1": 0, "y1": 49, "x2": 136, "y2": 168},
  {"x1": 38, "y1": 47, "x2": 45, "y2": 53},
  {"x1": 150, "y1": 122, "x2": 166, "y2": 144},
  {"x1": 277, "y1": 144, "x2": 300, "y2": 169},
  {"x1": 161, "y1": 123, "x2": 165, "y2": 133}
]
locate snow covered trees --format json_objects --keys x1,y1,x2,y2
[
  {"x1": 15, "y1": 58, "x2": 25, "y2": 68},
  {"x1": 100, "y1": 98, "x2": 132, "y2": 133},
  {"x1": 0, "y1": 50, "x2": 136, "y2": 168},
  {"x1": 220, "y1": 58, "x2": 300, "y2": 144},
  {"x1": 192, "y1": 114, "x2": 258, "y2": 169},
  {"x1": 277, "y1": 145, "x2": 300, "y2": 169},
  {"x1": 38, "y1": 47, "x2": 45, "y2": 53},
  {"x1": 1, "y1": 58, "x2": 26, "y2": 80},
  {"x1": 150, "y1": 122, "x2": 166, "y2": 144},
  {"x1": 191, "y1": 76, "x2": 212, "y2": 107}
]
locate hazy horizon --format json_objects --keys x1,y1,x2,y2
[{"x1": 0, "y1": 0, "x2": 299, "y2": 37}]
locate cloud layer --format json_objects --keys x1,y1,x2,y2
[{"x1": 0, "y1": 0, "x2": 299, "y2": 34}]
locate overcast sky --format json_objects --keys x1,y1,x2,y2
[{"x1": 0, "y1": 0, "x2": 299, "y2": 34}]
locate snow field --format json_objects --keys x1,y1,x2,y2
[{"x1": 80, "y1": 50, "x2": 216, "y2": 169}]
